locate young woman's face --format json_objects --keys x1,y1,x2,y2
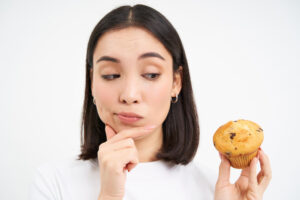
[{"x1": 91, "y1": 27, "x2": 182, "y2": 132}]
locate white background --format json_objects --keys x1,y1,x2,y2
[{"x1": 0, "y1": 0, "x2": 299, "y2": 199}]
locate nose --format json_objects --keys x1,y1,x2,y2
[{"x1": 119, "y1": 76, "x2": 141, "y2": 104}]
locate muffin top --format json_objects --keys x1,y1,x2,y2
[{"x1": 213, "y1": 119, "x2": 264, "y2": 157}]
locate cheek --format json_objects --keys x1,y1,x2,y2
[
  {"x1": 93, "y1": 84, "x2": 116, "y2": 123},
  {"x1": 147, "y1": 81, "x2": 172, "y2": 123},
  {"x1": 151, "y1": 84, "x2": 171, "y2": 104}
]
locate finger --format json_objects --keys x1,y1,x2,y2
[
  {"x1": 234, "y1": 165, "x2": 251, "y2": 191},
  {"x1": 257, "y1": 170, "x2": 264, "y2": 184},
  {"x1": 216, "y1": 153, "x2": 231, "y2": 188},
  {"x1": 257, "y1": 148, "x2": 272, "y2": 192},
  {"x1": 105, "y1": 124, "x2": 117, "y2": 140},
  {"x1": 248, "y1": 153, "x2": 259, "y2": 189},
  {"x1": 108, "y1": 125, "x2": 157, "y2": 143},
  {"x1": 127, "y1": 162, "x2": 137, "y2": 172},
  {"x1": 237, "y1": 165, "x2": 250, "y2": 184},
  {"x1": 112, "y1": 138, "x2": 135, "y2": 151},
  {"x1": 102, "y1": 138, "x2": 136, "y2": 155},
  {"x1": 240, "y1": 166, "x2": 250, "y2": 177},
  {"x1": 115, "y1": 148, "x2": 139, "y2": 173}
]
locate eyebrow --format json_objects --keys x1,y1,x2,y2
[{"x1": 96, "y1": 52, "x2": 165, "y2": 64}]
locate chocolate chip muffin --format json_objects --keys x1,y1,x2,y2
[{"x1": 213, "y1": 119, "x2": 264, "y2": 169}]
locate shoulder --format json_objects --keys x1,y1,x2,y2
[
  {"x1": 32, "y1": 156, "x2": 99, "y2": 185},
  {"x1": 35, "y1": 156, "x2": 98, "y2": 175},
  {"x1": 29, "y1": 156, "x2": 98, "y2": 199}
]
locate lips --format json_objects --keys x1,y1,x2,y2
[
  {"x1": 116, "y1": 112, "x2": 143, "y2": 124},
  {"x1": 118, "y1": 112, "x2": 143, "y2": 118}
]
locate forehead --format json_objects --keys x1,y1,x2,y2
[{"x1": 93, "y1": 27, "x2": 172, "y2": 63}]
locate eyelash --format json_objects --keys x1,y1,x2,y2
[{"x1": 101, "y1": 73, "x2": 161, "y2": 80}]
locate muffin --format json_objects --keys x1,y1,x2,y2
[{"x1": 213, "y1": 119, "x2": 264, "y2": 169}]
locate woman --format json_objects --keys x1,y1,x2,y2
[{"x1": 29, "y1": 4, "x2": 272, "y2": 200}]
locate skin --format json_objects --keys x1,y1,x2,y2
[
  {"x1": 91, "y1": 27, "x2": 182, "y2": 199},
  {"x1": 215, "y1": 148, "x2": 272, "y2": 200},
  {"x1": 90, "y1": 26, "x2": 272, "y2": 199},
  {"x1": 90, "y1": 27, "x2": 182, "y2": 163}
]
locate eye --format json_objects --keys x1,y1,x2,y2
[
  {"x1": 143, "y1": 73, "x2": 160, "y2": 80},
  {"x1": 101, "y1": 74, "x2": 120, "y2": 80},
  {"x1": 101, "y1": 73, "x2": 160, "y2": 81}
]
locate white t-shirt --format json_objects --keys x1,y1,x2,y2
[{"x1": 29, "y1": 156, "x2": 217, "y2": 200}]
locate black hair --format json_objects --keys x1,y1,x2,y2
[{"x1": 78, "y1": 4, "x2": 200, "y2": 165}]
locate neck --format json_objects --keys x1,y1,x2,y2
[{"x1": 134, "y1": 126, "x2": 163, "y2": 163}]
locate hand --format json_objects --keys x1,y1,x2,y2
[
  {"x1": 97, "y1": 124, "x2": 156, "y2": 199},
  {"x1": 214, "y1": 148, "x2": 272, "y2": 200}
]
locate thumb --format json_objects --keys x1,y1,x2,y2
[
  {"x1": 126, "y1": 162, "x2": 138, "y2": 172},
  {"x1": 105, "y1": 124, "x2": 117, "y2": 140},
  {"x1": 216, "y1": 153, "x2": 231, "y2": 188}
]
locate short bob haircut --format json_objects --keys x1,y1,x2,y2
[{"x1": 78, "y1": 4, "x2": 200, "y2": 165}]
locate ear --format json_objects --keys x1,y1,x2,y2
[{"x1": 172, "y1": 66, "x2": 183, "y2": 96}]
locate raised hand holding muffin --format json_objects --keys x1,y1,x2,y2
[{"x1": 213, "y1": 120, "x2": 272, "y2": 200}]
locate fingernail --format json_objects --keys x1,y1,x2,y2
[
  {"x1": 144, "y1": 125, "x2": 156, "y2": 130},
  {"x1": 260, "y1": 148, "x2": 264, "y2": 153}
]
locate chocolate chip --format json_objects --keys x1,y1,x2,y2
[
  {"x1": 230, "y1": 132, "x2": 236, "y2": 140},
  {"x1": 213, "y1": 142, "x2": 216, "y2": 147},
  {"x1": 225, "y1": 152, "x2": 231, "y2": 156},
  {"x1": 235, "y1": 147, "x2": 237, "y2": 150},
  {"x1": 249, "y1": 133, "x2": 252, "y2": 136},
  {"x1": 256, "y1": 128, "x2": 263, "y2": 132},
  {"x1": 234, "y1": 120, "x2": 237, "y2": 122}
]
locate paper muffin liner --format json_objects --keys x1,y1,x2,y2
[{"x1": 226, "y1": 150, "x2": 258, "y2": 169}]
